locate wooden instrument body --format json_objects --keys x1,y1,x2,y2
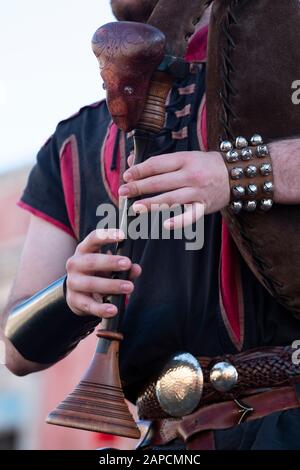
[{"x1": 92, "y1": 22, "x2": 166, "y2": 132}]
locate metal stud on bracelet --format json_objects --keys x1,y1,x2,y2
[
  {"x1": 231, "y1": 201, "x2": 243, "y2": 214},
  {"x1": 232, "y1": 185, "x2": 246, "y2": 198},
  {"x1": 235, "y1": 136, "x2": 248, "y2": 149},
  {"x1": 241, "y1": 148, "x2": 253, "y2": 160},
  {"x1": 247, "y1": 184, "x2": 258, "y2": 197},
  {"x1": 256, "y1": 144, "x2": 269, "y2": 157},
  {"x1": 231, "y1": 167, "x2": 244, "y2": 179},
  {"x1": 220, "y1": 140, "x2": 233, "y2": 152},
  {"x1": 250, "y1": 134, "x2": 263, "y2": 146},
  {"x1": 263, "y1": 181, "x2": 274, "y2": 193},
  {"x1": 260, "y1": 199, "x2": 274, "y2": 211},
  {"x1": 245, "y1": 200, "x2": 257, "y2": 212},
  {"x1": 226, "y1": 150, "x2": 240, "y2": 163},
  {"x1": 260, "y1": 163, "x2": 272, "y2": 176},
  {"x1": 246, "y1": 165, "x2": 258, "y2": 178}
]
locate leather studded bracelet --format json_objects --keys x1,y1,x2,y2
[{"x1": 220, "y1": 134, "x2": 274, "y2": 213}]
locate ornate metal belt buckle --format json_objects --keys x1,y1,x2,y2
[
  {"x1": 155, "y1": 353, "x2": 204, "y2": 418},
  {"x1": 155, "y1": 353, "x2": 239, "y2": 418}
]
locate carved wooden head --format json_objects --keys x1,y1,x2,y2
[
  {"x1": 92, "y1": 22, "x2": 165, "y2": 132},
  {"x1": 111, "y1": 0, "x2": 159, "y2": 23}
]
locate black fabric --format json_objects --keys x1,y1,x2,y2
[
  {"x1": 19, "y1": 66, "x2": 300, "y2": 449},
  {"x1": 214, "y1": 408, "x2": 300, "y2": 450},
  {"x1": 21, "y1": 133, "x2": 72, "y2": 234}
]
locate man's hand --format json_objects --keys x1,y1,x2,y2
[
  {"x1": 119, "y1": 151, "x2": 230, "y2": 226},
  {"x1": 66, "y1": 229, "x2": 141, "y2": 319}
]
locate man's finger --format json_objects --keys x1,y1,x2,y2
[
  {"x1": 119, "y1": 171, "x2": 185, "y2": 198},
  {"x1": 127, "y1": 153, "x2": 134, "y2": 168},
  {"x1": 68, "y1": 253, "x2": 132, "y2": 274},
  {"x1": 77, "y1": 229, "x2": 125, "y2": 254},
  {"x1": 67, "y1": 275, "x2": 134, "y2": 296},
  {"x1": 123, "y1": 153, "x2": 183, "y2": 183},
  {"x1": 132, "y1": 187, "x2": 197, "y2": 214},
  {"x1": 129, "y1": 263, "x2": 142, "y2": 280},
  {"x1": 164, "y1": 202, "x2": 205, "y2": 230},
  {"x1": 71, "y1": 293, "x2": 118, "y2": 318}
]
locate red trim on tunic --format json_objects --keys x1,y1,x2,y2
[
  {"x1": 185, "y1": 25, "x2": 209, "y2": 63},
  {"x1": 101, "y1": 122, "x2": 122, "y2": 205},
  {"x1": 59, "y1": 135, "x2": 81, "y2": 240},
  {"x1": 17, "y1": 200, "x2": 76, "y2": 238},
  {"x1": 219, "y1": 223, "x2": 245, "y2": 349}
]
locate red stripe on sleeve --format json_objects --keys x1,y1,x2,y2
[{"x1": 17, "y1": 200, "x2": 76, "y2": 238}]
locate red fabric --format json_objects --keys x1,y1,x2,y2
[
  {"x1": 60, "y1": 140, "x2": 76, "y2": 235},
  {"x1": 17, "y1": 200, "x2": 75, "y2": 238},
  {"x1": 220, "y1": 223, "x2": 241, "y2": 341},
  {"x1": 185, "y1": 25, "x2": 209, "y2": 63},
  {"x1": 103, "y1": 123, "x2": 122, "y2": 202}
]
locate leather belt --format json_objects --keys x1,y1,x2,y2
[
  {"x1": 137, "y1": 346, "x2": 300, "y2": 420},
  {"x1": 142, "y1": 383, "x2": 300, "y2": 450}
]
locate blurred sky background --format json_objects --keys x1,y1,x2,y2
[{"x1": 0, "y1": 0, "x2": 114, "y2": 174}]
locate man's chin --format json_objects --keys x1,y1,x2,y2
[{"x1": 110, "y1": 0, "x2": 159, "y2": 23}]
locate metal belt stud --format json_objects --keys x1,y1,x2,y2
[
  {"x1": 155, "y1": 353, "x2": 204, "y2": 418},
  {"x1": 209, "y1": 361, "x2": 238, "y2": 393}
]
